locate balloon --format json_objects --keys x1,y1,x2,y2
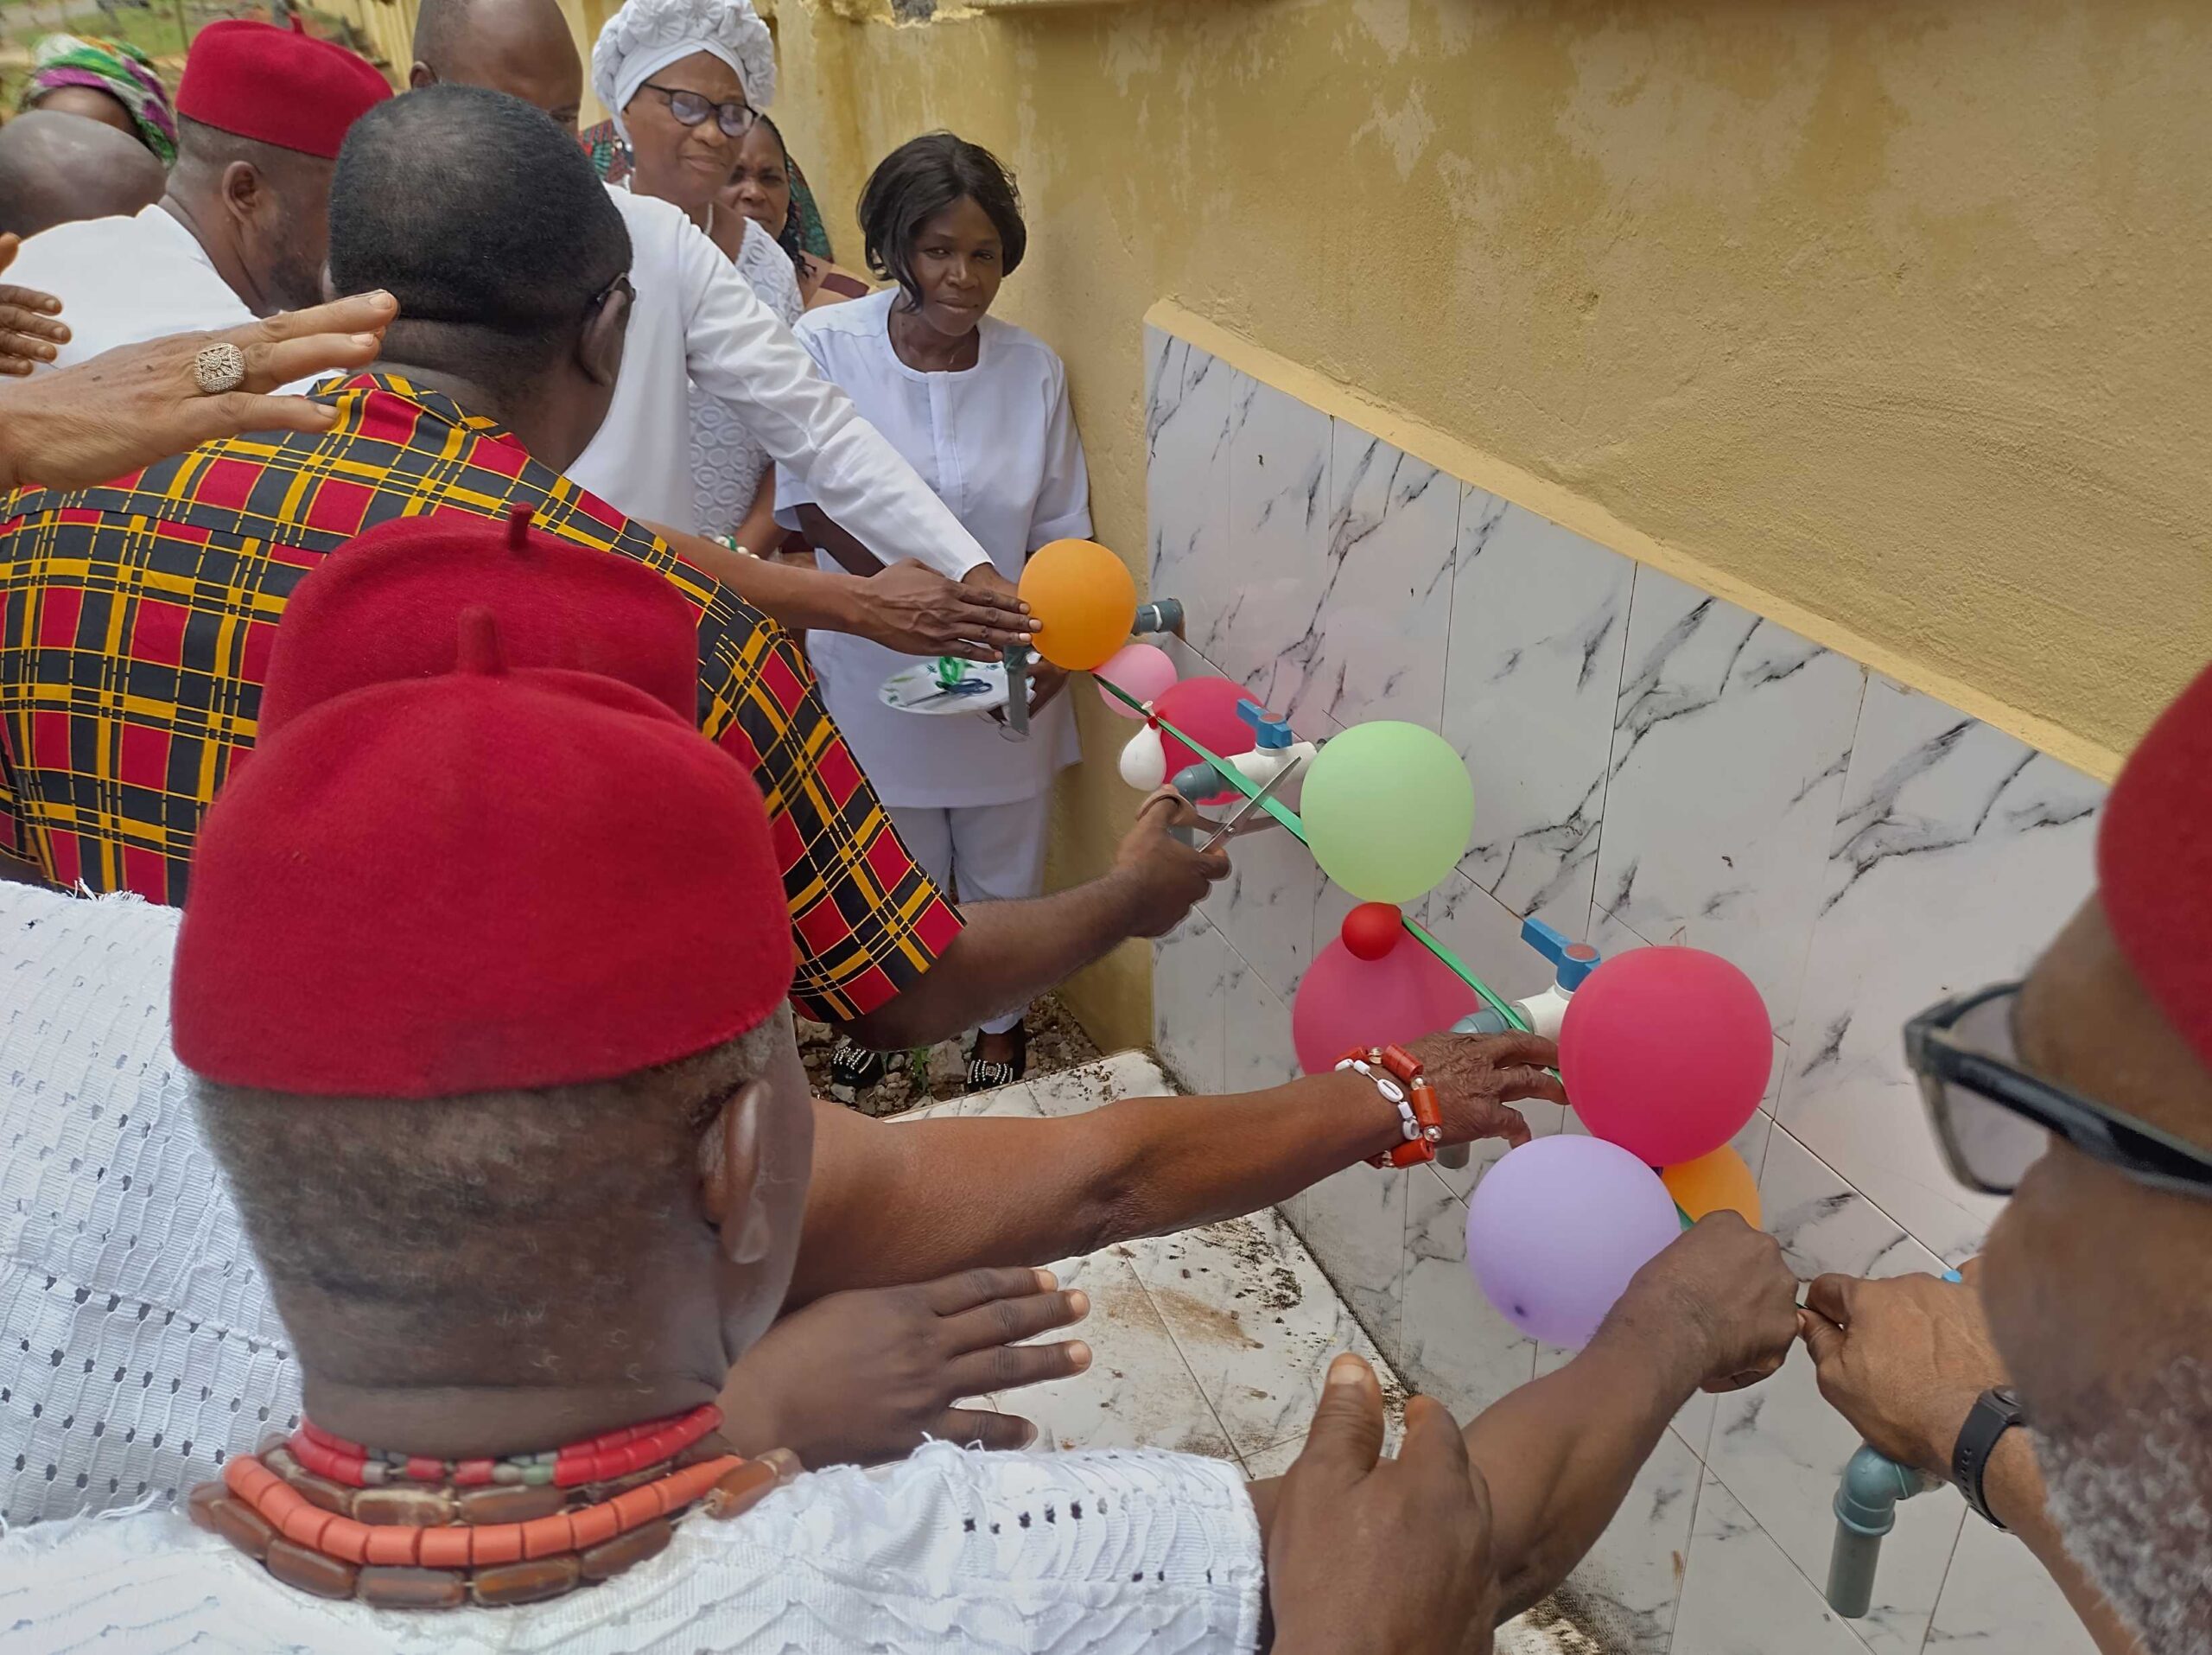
[
  {"x1": 1340, "y1": 901, "x2": 1404, "y2": 961},
  {"x1": 1096, "y1": 642, "x2": 1177, "y2": 716},
  {"x1": 1020, "y1": 539, "x2": 1137, "y2": 671},
  {"x1": 1293, "y1": 932, "x2": 1478, "y2": 1075},
  {"x1": 1300, "y1": 722, "x2": 1473, "y2": 905},
  {"x1": 1560, "y1": 946, "x2": 1770, "y2": 1165},
  {"x1": 1661, "y1": 1144, "x2": 1763, "y2": 1227},
  {"x1": 1152, "y1": 677, "x2": 1259, "y2": 804},
  {"x1": 1118, "y1": 722, "x2": 1167, "y2": 792},
  {"x1": 1465, "y1": 1136, "x2": 1681, "y2": 1347}
]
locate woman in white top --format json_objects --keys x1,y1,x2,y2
[
  {"x1": 588, "y1": 0, "x2": 800, "y2": 551},
  {"x1": 779, "y1": 134, "x2": 1090, "y2": 1094}
]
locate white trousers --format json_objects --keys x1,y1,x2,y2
[{"x1": 887, "y1": 793, "x2": 1053, "y2": 1036}]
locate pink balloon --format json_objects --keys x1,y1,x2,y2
[
  {"x1": 1153, "y1": 677, "x2": 1260, "y2": 804},
  {"x1": 1292, "y1": 932, "x2": 1478, "y2": 1075},
  {"x1": 1559, "y1": 946, "x2": 1770, "y2": 1165},
  {"x1": 1095, "y1": 643, "x2": 1177, "y2": 716},
  {"x1": 1466, "y1": 1135, "x2": 1682, "y2": 1347}
]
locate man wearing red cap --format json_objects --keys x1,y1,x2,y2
[
  {"x1": 3, "y1": 20, "x2": 390, "y2": 369},
  {"x1": 1796, "y1": 665, "x2": 2212, "y2": 1653},
  {"x1": 0, "y1": 519, "x2": 1804, "y2": 1647},
  {"x1": 0, "y1": 85, "x2": 1217, "y2": 1053}
]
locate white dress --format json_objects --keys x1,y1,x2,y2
[
  {"x1": 775, "y1": 289, "x2": 1090, "y2": 810},
  {"x1": 689, "y1": 214, "x2": 804, "y2": 540},
  {"x1": 566, "y1": 186, "x2": 990, "y2": 577},
  {"x1": 5, "y1": 205, "x2": 254, "y2": 370}
]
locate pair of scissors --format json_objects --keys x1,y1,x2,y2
[{"x1": 1198, "y1": 756, "x2": 1303, "y2": 852}]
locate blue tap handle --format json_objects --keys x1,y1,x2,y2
[
  {"x1": 1236, "y1": 699, "x2": 1295, "y2": 749},
  {"x1": 1520, "y1": 916, "x2": 1601, "y2": 990}
]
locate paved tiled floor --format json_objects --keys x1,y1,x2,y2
[{"x1": 906, "y1": 1051, "x2": 1573, "y2": 1653}]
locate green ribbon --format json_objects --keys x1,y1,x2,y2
[{"x1": 1099, "y1": 675, "x2": 1529, "y2": 1033}]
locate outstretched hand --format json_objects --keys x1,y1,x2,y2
[
  {"x1": 855, "y1": 559, "x2": 1039, "y2": 660},
  {"x1": 1407, "y1": 1030, "x2": 1567, "y2": 1151},
  {"x1": 1268, "y1": 1354, "x2": 1497, "y2": 1655},
  {"x1": 716, "y1": 1267, "x2": 1091, "y2": 1469},
  {"x1": 1112, "y1": 789, "x2": 1232, "y2": 937},
  {"x1": 0, "y1": 290, "x2": 397, "y2": 491},
  {"x1": 0, "y1": 232, "x2": 68, "y2": 377},
  {"x1": 1623, "y1": 1212, "x2": 1802, "y2": 1393},
  {"x1": 1797, "y1": 1262, "x2": 2006, "y2": 1480}
]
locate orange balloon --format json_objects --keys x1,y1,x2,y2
[
  {"x1": 1659, "y1": 1144, "x2": 1762, "y2": 1227},
  {"x1": 1019, "y1": 539, "x2": 1137, "y2": 671}
]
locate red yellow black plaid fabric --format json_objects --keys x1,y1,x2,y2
[{"x1": 0, "y1": 375, "x2": 963, "y2": 1022}]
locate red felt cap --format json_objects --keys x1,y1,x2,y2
[
  {"x1": 175, "y1": 19, "x2": 391, "y2": 161},
  {"x1": 173, "y1": 609, "x2": 793, "y2": 1099},
  {"x1": 2099, "y1": 659, "x2": 2212, "y2": 1076},
  {"x1": 260, "y1": 509, "x2": 701, "y2": 738}
]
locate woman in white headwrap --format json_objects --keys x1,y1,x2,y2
[{"x1": 589, "y1": 0, "x2": 802, "y2": 554}]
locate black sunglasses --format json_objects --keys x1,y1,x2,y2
[
  {"x1": 1904, "y1": 980, "x2": 2212, "y2": 1199},
  {"x1": 639, "y1": 81, "x2": 756, "y2": 139}
]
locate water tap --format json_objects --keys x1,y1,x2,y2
[{"x1": 1438, "y1": 918, "x2": 1599, "y2": 1168}]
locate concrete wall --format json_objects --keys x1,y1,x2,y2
[{"x1": 763, "y1": 0, "x2": 2209, "y2": 1051}]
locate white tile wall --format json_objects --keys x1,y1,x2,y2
[{"x1": 1146, "y1": 326, "x2": 2109, "y2": 1654}]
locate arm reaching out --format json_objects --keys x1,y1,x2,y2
[
  {"x1": 0, "y1": 292, "x2": 397, "y2": 490},
  {"x1": 1799, "y1": 1266, "x2": 2146, "y2": 1655},
  {"x1": 1247, "y1": 1216, "x2": 1802, "y2": 1625},
  {"x1": 788, "y1": 1028, "x2": 1561, "y2": 1305}
]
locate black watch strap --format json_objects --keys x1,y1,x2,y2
[{"x1": 1953, "y1": 1385, "x2": 2027, "y2": 1530}]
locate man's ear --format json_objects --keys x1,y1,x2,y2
[
  {"x1": 408, "y1": 61, "x2": 437, "y2": 91},
  {"x1": 699, "y1": 1079, "x2": 776, "y2": 1266},
  {"x1": 577, "y1": 276, "x2": 632, "y2": 388},
  {"x1": 219, "y1": 160, "x2": 264, "y2": 227}
]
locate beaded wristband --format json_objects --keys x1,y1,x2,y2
[{"x1": 1335, "y1": 1043, "x2": 1445, "y2": 1168}]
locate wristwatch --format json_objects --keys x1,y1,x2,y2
[{"x1": 1952, "y1": 1385, "x2": 2028, "y2": 1530}]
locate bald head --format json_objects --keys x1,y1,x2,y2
[
  {"x1": 0, "y1": 110, "x2": 166, "y2": 239},
  {"x1": 410, "y1": 0, "x2": 583, "y2": 132}
]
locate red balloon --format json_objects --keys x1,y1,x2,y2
[
  {"x1": 1293, "y1": 934, "x2": 1479, "y2": 1075},
  {"x1": 1153, "y1": 678, "x2": 1260, "y2": 804},
  {"x1": 1559, "y1": 947, "x2": 1770, "y2": 1165},
  {"x1": 1341, "y1": 902, "x2": 1404, "y2": 961}
]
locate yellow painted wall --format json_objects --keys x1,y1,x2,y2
[{"x1": 759, "y1": 0, "x2": 2210, "y2": 1052}]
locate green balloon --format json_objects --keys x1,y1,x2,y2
[{"x1": 1301, "y1": 721, "x2": 1473, "y2": 904}]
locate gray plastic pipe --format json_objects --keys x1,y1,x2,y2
[{"x1": 1827, "y1": 1444, "x2": 1939, "y2": 1615}]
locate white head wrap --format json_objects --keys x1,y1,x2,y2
[{"x1": 591, "y1": 0, "x2": 776, "y2": 143}]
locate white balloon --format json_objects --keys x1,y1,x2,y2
[{"x1": 1119, "y1": 723, "x2": 1166, "y2": 792}]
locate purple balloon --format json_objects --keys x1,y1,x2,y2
[{"x1": 1465, "y1": 1135, "x2": 1681, "y2": 1349}]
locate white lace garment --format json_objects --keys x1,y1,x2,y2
[{"x1": 690, "y1": 213, "x2": 806, "y2": 540}]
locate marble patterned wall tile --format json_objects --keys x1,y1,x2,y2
[
  {"x1": 1212, "y1": 818, "x2": 1326, "y2": 1004},
  {"x1": 1152, "y1": 910, "x2": 1231, "y2": 1095},
  {"x1": 1704, "y1": 1127, "x2": 1967, "y2": 1655},
  {"x1": 1290, "y1": 425, "x2": 1458, "y2": 734},
  {"x1": 1146, "y1": 328, "x2": 1234, "y2": 636},
  {"x1": 1924, "y1": 1505, "x2": 2103, "y2": 1654},
  {"x1": 1779, "y1": 675, "x2": 2103, "y2": 1265},
  {"x1": 1444, "y1": 493, "x2": 1634, "y2": 937},
  {"x1": 1670, "y1": 1469, "x2": 1873, "y2": 1655},
  {"x1": 1592, "y1": 566, "x2": 1867, "y2": 1040},
  {"x1": 1556, "y1": 1425, "x2": 1707, "y2": 1655},
  {"x1": 1276, "y1": 1160, "x2": 1408, "y2": 1371},
  {"x1": 1222, "y1": 943, "x2": 1300, "y2": 1094},
  {"x1": 1401, "y1": 1165, "x2": 1541, "y2": 1417},
  {"x1": 1211, "y1": 374, "x2": 1333, "y2": 710}
]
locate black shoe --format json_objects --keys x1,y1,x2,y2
[
  {"x1": 829, "y1": 1036, "x2": 889, "y2": 1103},
  {"x1": 964, "y1": 1022, "x2": 1028, "y2": 1093}
]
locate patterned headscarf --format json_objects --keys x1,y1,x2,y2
[{"x1": 20, "y1": 34, "x2": 178, "y2": 166}]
